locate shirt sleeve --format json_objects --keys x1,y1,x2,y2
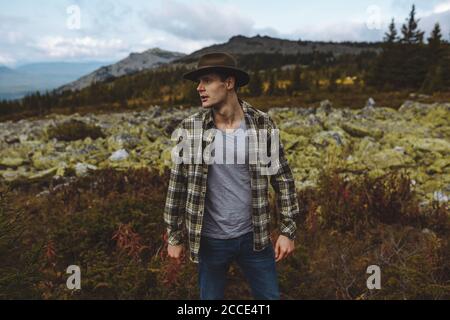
[
  {"x1": 163, "y1": 127, "x2": 188, "y2": 246},
  {"x1": 267, "y1": 116, "x2": 300, "y2": 240}
]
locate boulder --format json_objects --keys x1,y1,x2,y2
[
  {"x1": 0, "y1": 157, "x2": 25, "y2": 168},
  {"x1": 75, "y1": 162, "x2": 98, "y2": 177},
  {"x1": 411, "y1": 138, "x2": 450, "y2": 154},
  {"x1": 109, "y1": 149, "x2": 129, "y2": 162},
  {"x1": 365, "y1": 148, "x2": 415, "y2": 170},
  {"x1": 341, "y1": 122, "x2": 384, "y2": 139},
  {"x1": 365, "y1": 97, "x2": 376, "y2": 108},
  {"x1": 311, "y1": 130, "x2": 348, "y2": 148}
]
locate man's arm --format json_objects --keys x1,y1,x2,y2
[
  {"x1": 163, "y1": 132, "x2": 188, "y2": 247},
  {"x1": 267, "y1": 117, "x2": 300, "y2": 241}
]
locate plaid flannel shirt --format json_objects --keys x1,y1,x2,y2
[{"x1": 164, "y1": 99, "x2": 300, "y2": 263}]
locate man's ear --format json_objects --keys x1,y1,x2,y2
[{"x1": 226, "y1": 76, "x2": 236, "y2": 91}]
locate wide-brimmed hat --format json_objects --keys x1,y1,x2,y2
[{"x1": 183, "y1": 52, "x2": 250, "y2": 87}]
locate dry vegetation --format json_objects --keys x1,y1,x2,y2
[{"x1": 1, "y1": 161, "x2": 448, "y2": 299}]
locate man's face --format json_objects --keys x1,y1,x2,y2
[{"x1": 196, "y1": 73, "x2": 230, "y2": 108}]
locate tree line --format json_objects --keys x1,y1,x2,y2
[
  {"x1": 368, "y1": 5, "x2": 450, "y2": 92},
  {"x1": 0, "y1": 51, "x2": 370, "y2": 118}
]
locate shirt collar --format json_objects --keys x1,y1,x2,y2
[{"x1": 202, "y1": 99, "x2": 260, "y2": 131}]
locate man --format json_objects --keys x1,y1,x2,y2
[{"x1": 164, "y1": 52, "x2": 300, "y2": 300}]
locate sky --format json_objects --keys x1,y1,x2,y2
[{"x1": 1, "y1": 0, "x2": 450, "y2": 66}]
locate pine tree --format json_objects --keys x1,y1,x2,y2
[
  {"x1": 401, "y1": 5, "x2": 424, "y2": 44},
  {"x1": 384, "y1": 18, "x2": 398, "y2": 44},
  {"x1": 436, "y1": 34, "x2": 450, "y2": 88},
  {"x1": 289, "y1": 65, "x2": 302, "y2": 95},
  {"x1": 428, "y1": 23, "x2": 443, "y2": 58},
  {"x1": 368, "y1": 17, "x2": 404, "y2": 89},
  {"x1": 248, "y1": 71, "x2": 263, "y2": 96},
  {"x1": 266, "y1": 72, "x2": 276, "y2": 96},
  {"x1": 421, "y1": 23, "x2": 445, "y2": 93},
  {"x1": 396, "y1": 5, "x2": 427, "y2": 88},
  {"x1": 328, "y1": 69, "x2": 339, "y2": 92},
  {"x1": 421, "y1": 64, "x2": 444, "y2": 93},
  {"x1": 442, "y1": 47, "x2": 450, "y2": 87}
]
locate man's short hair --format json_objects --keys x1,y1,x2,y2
[{"x1": 214, "y1": 71, "x2": 240, "y2": 93}]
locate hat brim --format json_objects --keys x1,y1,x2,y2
[{"x1": 183, "y1": 66, "x2": 250, "y2": 87}]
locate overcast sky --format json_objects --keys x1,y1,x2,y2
[{"x1": 1, "y1": 0, "x2": 450, "y2": 66}]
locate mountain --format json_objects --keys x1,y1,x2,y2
[
  {"x1": 1, "y1": 35, "x2": 382, "y2": 101},
  {"x1": 16, "y1": 62, "x2": 108, "y2": 77},
  {"x1": 0, "y1": 62, "x2": 108, "y2": 100},
  {"x1": 56, "y1": 48, "x2": 186, "y2": 93},
  {"x1": 0, "y1": 66, "x2": 15, "y2": 74},
  {"x1": 175, "y1": 35, "x2": 382, "y2": 64}
]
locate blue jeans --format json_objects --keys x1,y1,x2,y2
[{"x1": 198, "y1": 232, "x2": 280, "y2": 300}]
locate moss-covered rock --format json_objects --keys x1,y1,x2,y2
[
  {"x1": 365, "y1": 148, "x2": 415, "y2": 170},
  {"x1": 0, "y1": 102, "x2": 448, "y2": 203},
  {"x1": 341, "y1": 121, "x2": 384, "y2": 139},
  {"x1": 411, "y1": 138, "x2": 450, "y2": 154}
]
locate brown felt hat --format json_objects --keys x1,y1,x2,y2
[{"x1": 183, "y1": 52, "x2": 250, "y2": 87}]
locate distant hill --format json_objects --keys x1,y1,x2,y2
[
  {"x1": 57, "y1": 35, "x2": 383, "y2": 96},
  {"x1": 175, "y1": 35, "x2": 382, "y2": 64},
  {"x1": 0, "y1": 62, "x2": 108, "y2": 100},
  {"x1": 0, "y1": 35, "x2": 384, "y2": 103},
  {"x1": 56, "y1": 48, "x2": 186, "y2": 93},
  {"x1": 1, "y1": 36, "x2": 382, "y2": 100},
  {"x1": 0, "y1": 66, "x2": 15, "y2": 74}
]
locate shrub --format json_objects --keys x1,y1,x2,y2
[
  {"x1": 47, "y1": 120, "x2": 105, "y2": 142},
  {"x1": 1, "y1": 165, "x2": 448, "y2": 299},
  {"x1": 310, "y1": 168, "x2": 449, "y2": 233},
  {"x1": 0, "y1": 184, "x2": 42, "y2": 299}
]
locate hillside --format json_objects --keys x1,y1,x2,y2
[
  {"x1": 56, "y1": 48, "x2": 186, "y2": 93},
  {"x1": 175, "y1": 35, "x2": 382, "y2": 64}
]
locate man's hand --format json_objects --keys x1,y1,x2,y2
[
  {"x1": 167, "y1": 244, "x2": 185, "y2": 264},
  {"x1": 274, "y1": 235, "x2": 295, "y2": 262}
]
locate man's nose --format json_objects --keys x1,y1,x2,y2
[{"x1": 197, "y1": 82, "x2": 205, "y2": 92}]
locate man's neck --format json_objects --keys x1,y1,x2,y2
[{"x1": 212, "y1": 96, "x2": 244, "y2": 129}]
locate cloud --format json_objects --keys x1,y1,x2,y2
[
  {"x1": 0, "y1": 14, "x2": 28, "y2": 45},
  {"x1": 5, "y1": 31, "x2": 25, "y2": 44},
  {"x1": 433, "y1": 1, "x2": 450, "y2": 13},
  {"x1": 293, "y1": 2, "x2": 450, "y2": 43},
  {"x1": 33, "y1": 36, "x2": 128, "y2": 59},
  {"x1": 0, "y1": 53, "x2": 16, "y2": 66},
  {"x1": 88, "y1": 1, "x2": 134, "y2": 34},
  {"x1": 252, "y1": 27, "x2": 282, "y2": 38},
  {"x1": 141, "y1": 0, "x2": 254, "y2": 42},
  {"x1": 0, "y1": 14, "x2": 30, "y2": 27},
  {"x1": 390, "y1": 0, "x2": 443, "y2": 14},
  {"x1": 139, "y1": 31, "x2": 212, "y2": 54},
  {"x1": 3, "y1": 1, "x2": 450, "y2": 65},
  {"x1": 290, "y1": 20, "x2": 385, "y2": 42},
  {"x1": 420, "y1": 10, "x2": 450, "y2": 39}
]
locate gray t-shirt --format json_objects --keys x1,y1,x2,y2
[{"x1": 201, "y1": 118, "x2": 253, "y2": 239}]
